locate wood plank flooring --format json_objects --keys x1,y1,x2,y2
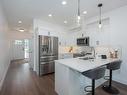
[
  {"x1": 0, "y1": 59, "x2": 127, "y2": 95},
  {"x1": 0, "y1": 60, "x2": 57, "y2": 95}
]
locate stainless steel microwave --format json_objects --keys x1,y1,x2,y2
[{"x1": 77, "y1": 37, "x2": 89, "y2": 46}]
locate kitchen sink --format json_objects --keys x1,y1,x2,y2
[{"x1": 79, "y1": 57, "x2": 94, "y2": 60}]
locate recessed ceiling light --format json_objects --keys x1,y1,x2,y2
[
  {"x1": 18, "y1": 21, "x2": 22, "y2": 23},
  {"x1": 64, "y1": 21, "x2": 68, "y2": 24},
  {"x1": 19, "y1": 29, "x2": 25, "y2": 32},
  {"x1": 62, "y1": 1, "x2": 67, "y2": 5},
  {"x1": 83, "y1": 11, "x2": 87, "y2": 14},
  {"x1": 48, "y1": 14, "x2": 52, "y2": 17}
]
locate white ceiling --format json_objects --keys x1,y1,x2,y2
[{"x1": 1, "y1": 0, "x2": 127, "y2": 32}]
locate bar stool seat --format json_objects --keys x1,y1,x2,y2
[
  {"x1": 102, "y1": 60, "x2": 122, "y2": 94},
  {"x1": 82, "y1": 66, "x2": 106, "y2": 95}
]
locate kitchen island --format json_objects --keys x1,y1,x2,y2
[{"x1": 55, "y1": 58, "x2": 118, "y2": 95}]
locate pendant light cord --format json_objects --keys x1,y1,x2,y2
[
  {"x1": 77, "y1": 0, "x2": 81, "y2": 25},
  {"x1": 78, "y1": 0, "x2": 80, "y2": 17},
  {"x1": 100, "y1": 5, "x2": 102, "y2": 24},
  {"x1": 98, "y1": 3, "x2": 103, "y2": 24}
]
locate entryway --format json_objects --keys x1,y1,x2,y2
[{"x1": 11, "y1": 39, "x2": 30, "y2": 60}]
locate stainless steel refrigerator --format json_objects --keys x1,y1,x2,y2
[{"x1": 39, "y1": 35, "x2": 58, "y2": 76}]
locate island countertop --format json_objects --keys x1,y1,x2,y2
[{"x1": 55, "y1": 58, "x2": 119, "y2": 73}]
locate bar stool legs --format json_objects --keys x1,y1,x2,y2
[
  {"x1": 82, "y1": 66, "x2": 106, "y2": 95},
  {"x1": 85, "y1": 79, "x2": 95, "y2": 95},
  {"x1": 92, "y1": 79, "x2": 95, "y2": 95},
  {"x1": 102, "y1": 70, "x2": 119, "y2": 94}
]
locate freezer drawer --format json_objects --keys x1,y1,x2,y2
[
  {"x1": 40, "y1": 61, "x2": 55, "y2": 75},
  {"x1": 40, "y1": 56, "x2": 57, "y2": 62}
]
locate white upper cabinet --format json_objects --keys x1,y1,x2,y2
[
  {"x1": 38, "y1": 27, "x2": 58, "y2": 37},
  {"x1": 37, "y1": 28, "x2": 48, "y2": 36}
]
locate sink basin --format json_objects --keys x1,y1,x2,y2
[{"x1": 79, "y1": 57, "x2": 94, "y2": 60}]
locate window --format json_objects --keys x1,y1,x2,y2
[{"x1": 14, "y1": 40, "x2": 23, "y2": 45}]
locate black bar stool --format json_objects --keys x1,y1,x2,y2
[
  {"x1": 82, "y1": 66, "x2": 106, "y2": 95},
  {"x1": 102, "y1": 60, "x2": 122, "y2": 94}
]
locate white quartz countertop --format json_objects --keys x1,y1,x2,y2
[{"x1": 55, "y1": 58, "x2": 119, "y2": 73}]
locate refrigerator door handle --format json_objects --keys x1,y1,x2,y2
[
  {"x1": 47, "y1": 37, "x2": 50, "y2": 53},
  {"x1": 49, "y1": 37, "x2": 52, "y2": 53},
  {"x1": 51, "y1": 37, "x2": 53, "y2": 55}
]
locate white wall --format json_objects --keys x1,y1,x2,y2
[
  {"x1": 109, "y1": 6, "x2": 127, "y2": 84},
  {"x1": 67, "y1": 5, "x2": 127, "y2": 85},
  {"x1": 8, "y1": 31, "x2": 33, "y2": 40},
  {"x1": 0, "y1": 4, "x2": 10, "y2": 90}
]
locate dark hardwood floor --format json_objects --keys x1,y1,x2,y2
[
  {"x1": 0, "y1": 59, "x2": 127, "y2": 95},
  {"x1": 96, "y1": 81, "x2": 127, "y2": 95},
  {"x1": 0, "y1": 60, "x2": 57, "y2": 95}
]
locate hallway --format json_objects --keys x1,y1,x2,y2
[{"x1": 0, "y1": 60, "x2": 57, "y2": 95}]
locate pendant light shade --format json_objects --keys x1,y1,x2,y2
[
  {"x1": 99, "y1": 21, "x2": 102, "y2": 28},
  {"x1": 98, "y1": 3, "x2": 103, "y2": 29}
]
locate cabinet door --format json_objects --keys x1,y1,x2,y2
[
  {"x1": 38, "y1": 28, "x2": 58, "y2": 37},
  {"x1": 38, "y1": 28, "x2": 50, "y2": 36},
  {"x1": 55, "y1": 63, "x2": 70, "y2": 95},
  {"x1": 50, "y1": 31, "x2": 58, "y2": 37}
]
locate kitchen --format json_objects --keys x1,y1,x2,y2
[
  {"x1": 0, "y1": 0, "x2": 127, "y2": 95},
  {"x1": 33, "y1": 1, "x2": 127, "y2": 94}
]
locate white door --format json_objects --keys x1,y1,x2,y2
[
  {"x1": 29, "y1": 38, "x2": 34, "y2": 69},
  {"x1": 12, "y1": 40, "x2": 25, "y2": 60}
]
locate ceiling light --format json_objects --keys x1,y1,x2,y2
[
  {"x1": 64, "y1": 21, "x2": 67, "y2": 24},
  {"x1": 62, "y1": 1, "x2": 67, "y2": 5},
  {"x1": 18, "y1": 21, "x2": 22, "y2": 24},
  {"x1": 99, "y1": 23, "x2": 102, "y2": 28},
  {"x1": 48, "y1": 14, "x2": 52, "y2": 17},
  {"x1": 19, "y1": 29, "x2": 25, "y2": 32},
  {"x1": 83, "y1": 11, "x2": 87, "y2": 14}
]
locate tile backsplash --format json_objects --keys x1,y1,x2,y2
[{"x1": 95, "y1": 45, "x2": 122, "y2": 59}]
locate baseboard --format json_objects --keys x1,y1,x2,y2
[
  {"x1": 0, "y1": 62, "x2": 10, "y2": 91},
  {"x1": 113, "y1": 77, "x2": 127, "y2": 85}
]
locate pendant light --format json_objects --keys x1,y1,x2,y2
[
  {"x1": 98, "y1": 3, "x2": 103, "y2": 28},
  {"x1": 77, "y1": 0, "x2": 81, "y2": 25}
]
